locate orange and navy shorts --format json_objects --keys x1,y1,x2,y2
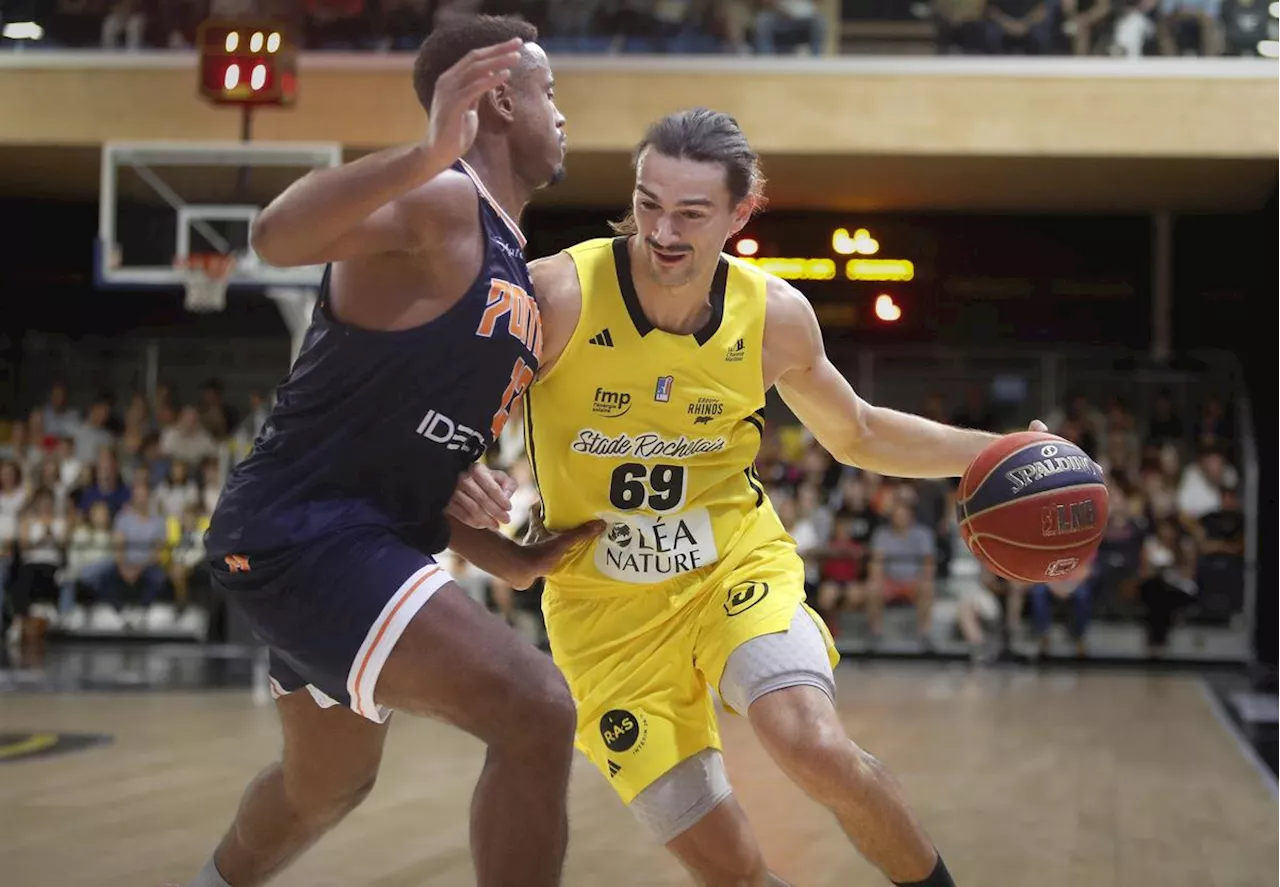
[{"x1": 210, "y1": 529, "x2": 451, "y2": 723}]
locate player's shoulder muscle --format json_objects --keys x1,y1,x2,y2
[
  {"x1": 324, "y1": 169, "x2": 478, "y2": 262},
  {"x1": 397, "y1": 169, "x2": 481, "y2": 247},
  {"x1": 762, "y1": 274, "x2": 823, "y2": 379},
  {"x1": 530, "y1": 250, "x2": 583, "y2": 377}
]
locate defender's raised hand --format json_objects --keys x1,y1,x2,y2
[{"x1": 425, "y1": 38, "x2": 525, "y2": 169}]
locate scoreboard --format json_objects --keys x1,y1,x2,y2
[{"x1": 196, "y1": 19, "x2": 298, "y2": 107}]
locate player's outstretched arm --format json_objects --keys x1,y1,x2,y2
[
  {"x1": 444, "y1": 463, "x2": 604, "y2": 588},
  {"x1": 249, "y1": 39, "x2": 525, "y2": 268},
  {"x1": 765, "y1": 279, "x2": 1042, "y2": 478},
  {"x1": 446, "y1": 516, "x2": 604, "y2": 591}
]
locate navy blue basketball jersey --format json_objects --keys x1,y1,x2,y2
[{"x1": 205, "y1": 161, "x2": 541, "y2": 560}]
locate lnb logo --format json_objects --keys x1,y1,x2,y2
[{"x1": 592, "y1": 387, "x2": 632, "y2": 418}]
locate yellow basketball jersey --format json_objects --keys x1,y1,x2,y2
[{"x1": 525, "y1": 237, "x2": 789, "y2": 596}]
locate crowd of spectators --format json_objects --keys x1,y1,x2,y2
[
  {"x1": 3, "y1": 0, "x2": 1272, "y2": 57},
  {"x1": 933, "y1": 0, "x2": 1273, "y2": 57},
  {"x1": 0, "y1": 376, "x2": 1248, "y2": 666},
  {"x1": 0, "y1": 380, "x2": 270, "y2": 653},
  {"x1": 747, "y1": 385, "x2": 1246, "y2": 662}
]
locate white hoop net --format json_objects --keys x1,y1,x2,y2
[{"x1": 177, "y1": 253, "x2": 236, "y2": 313}]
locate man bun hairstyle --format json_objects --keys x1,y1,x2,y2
[{"x1": 413, "y1": 15, "x2": 538, "y2": 114}]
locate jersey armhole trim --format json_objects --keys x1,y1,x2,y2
[{"x1": 742, "y1": 263, "x2": 770, "y2": 410}]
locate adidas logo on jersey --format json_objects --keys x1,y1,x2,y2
[
  {"x1": 608, "y1": 760, "x2": 622, "y2": 777},
  {"x1": 725, "y1": 338, "x2": 745, "y2": 362},
  {"x1": 589, "y1": 329, "x2": 614, "y2": 347}
]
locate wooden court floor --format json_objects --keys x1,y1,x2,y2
[{"x1": 2, "y1": 666, "x2": 1276, "y2": 887}]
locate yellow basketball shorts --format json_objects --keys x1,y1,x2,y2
[{"x1": 541, "y1": 537, "x2": 840, "y2": 804}]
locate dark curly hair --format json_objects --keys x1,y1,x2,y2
[{"x1": 413, "y1": 15, "x2": 539, "y2": 114}]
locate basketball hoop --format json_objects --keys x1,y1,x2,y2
[{"x1": 175, "y1": 252, "x2": 237, "y2": 313}]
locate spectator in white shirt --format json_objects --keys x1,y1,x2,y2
[
  {"x1": 55, "y1": 437, "x2": 86, "y2": 492},
  {"x1": 161, "y1": 406, "x2": 219, "y2": 467},
  {"x1": 1176, "y1": 445, "x2": 1237, "y2": 523},
  {"x1": 775, "y1": 489, "x2": 824, "y2": 594},
  {"x1": 0, "y1": 460, "x2": 28, "y2": 540},
  {"x1": 155, "y1": 460, "x2": 201, "y2": 520}
]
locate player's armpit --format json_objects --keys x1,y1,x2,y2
[{"x1": 249, "y1": 143, "x2": 460, "y2": 268}]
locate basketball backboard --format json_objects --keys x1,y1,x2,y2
[{"x1": 96, "y1": 140, "x2": 343, "y2": 291}]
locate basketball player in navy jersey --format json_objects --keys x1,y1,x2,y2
[{"x1": 180, "y1": 17, "x2": 600, "y2": 887}]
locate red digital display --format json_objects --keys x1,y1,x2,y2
[{"x1": 196, "y1": 19, "x2": 297, "y2": 108}]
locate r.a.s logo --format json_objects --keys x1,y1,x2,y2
[
  {"x1": 599, "y1": 708, "x2": 648, "y2": 777},
  {"x1": 724, "y1": 580, "x2": 769, "y2": 616}
]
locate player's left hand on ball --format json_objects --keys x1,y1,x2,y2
[
  {"x1": 445, "y1": 462, "x2": 513, "y2": 530},
  {"x1": 1028, "y1": 419, "x2": 1048, "y2": 433}
]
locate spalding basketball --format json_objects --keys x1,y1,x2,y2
[{"x1": 957, "y1": 431, "x2": 1109, "y2": 583}]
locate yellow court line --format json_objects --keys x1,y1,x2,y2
[{"x1": 0, "y1": 733, "x2": 59, "y2": 760}]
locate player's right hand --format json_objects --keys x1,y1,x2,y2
[
  {"x1": 424, "y1": 38, "x2": 525, "y2": 170},
  {"x1": 446, "y1": 462, "x2": 516, "y2": 530}
]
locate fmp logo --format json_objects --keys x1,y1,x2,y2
[
  {"x1": 654, "y1": 376, "x2": 674, "y2": 403},
  {"x1": 592, "y1": 387, "x2": 632, "y2": 418}
]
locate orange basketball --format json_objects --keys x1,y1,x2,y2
[{"x1": 956, "y1": 431, "x2": 1109, "y2": 583}]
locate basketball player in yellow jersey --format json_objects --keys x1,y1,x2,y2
[{"x1": 449, "y1": 109, "x2": 1047, "y2": 887}]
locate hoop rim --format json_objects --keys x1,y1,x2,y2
[{"x1": 174, "y1": 251, "x2": 238, "y2": 281}]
